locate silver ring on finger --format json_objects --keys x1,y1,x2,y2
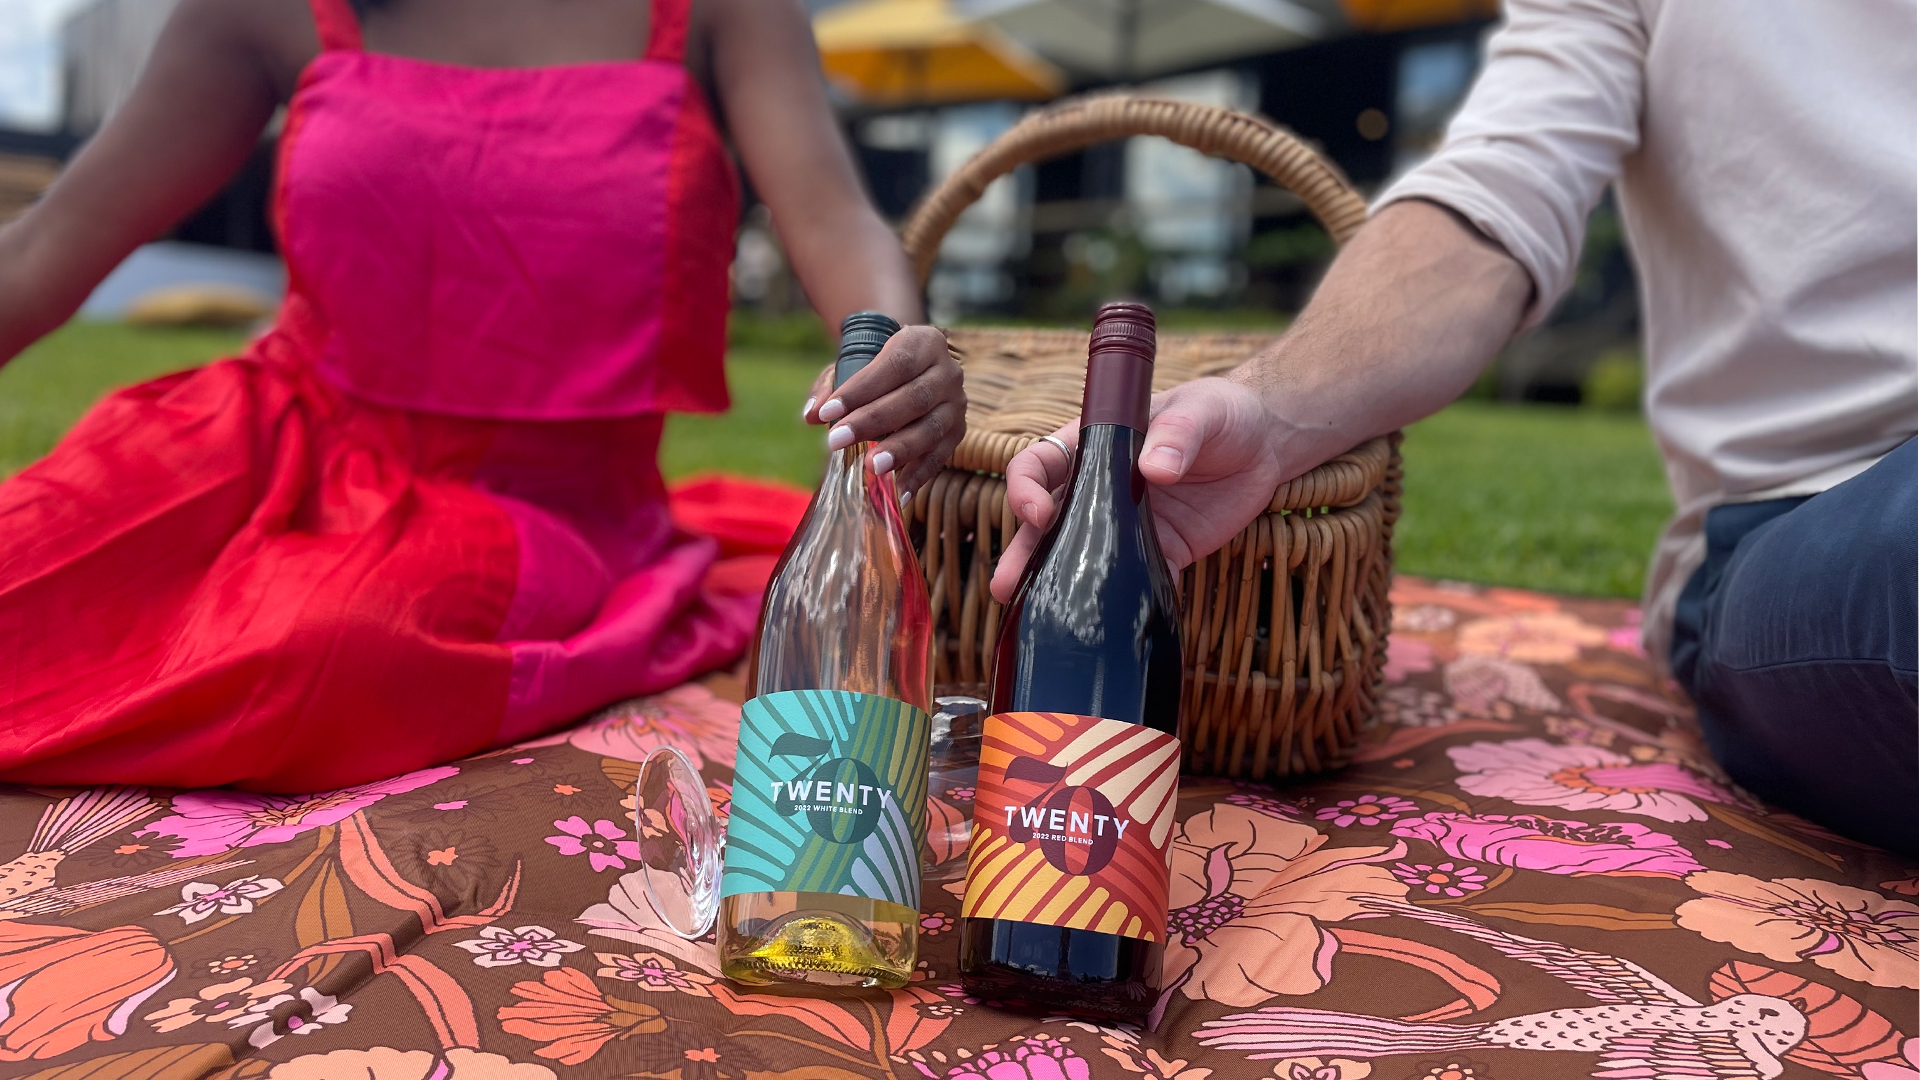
[{"x1": 1038, "y1": 434, "x2": 1073, "y2": 463}]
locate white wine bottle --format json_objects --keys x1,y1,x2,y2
[{"x1": 716, "y1": 312, "x2": 933, "y2": 988}]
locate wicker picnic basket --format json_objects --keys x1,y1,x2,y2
[{"x1": 898, "y1": 94, "x2": 1401, "y2": 780}]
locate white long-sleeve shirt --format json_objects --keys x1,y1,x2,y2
[{"x1": 1379, "y1": 0, "x2": 1917, "y2": 662}]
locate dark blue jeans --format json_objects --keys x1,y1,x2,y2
[{"x1": 1671, "y1": 438, "x2": 1917, "y2": 854}]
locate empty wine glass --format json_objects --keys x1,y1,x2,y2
[{"x1": 629, "y1": 746, "x2": 723, "y2": 939}]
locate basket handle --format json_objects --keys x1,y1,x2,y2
[{"x1": 900, "y1": 93, "x2": 1369, "y2": 285}]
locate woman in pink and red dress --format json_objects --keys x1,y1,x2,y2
[{"x1": 0, "y1": 0, "x2": 963, "y2": 792}]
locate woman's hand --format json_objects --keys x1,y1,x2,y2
[
  {"x1": 802, "y1": 325, "x2": 964, "y2": 501},
  {"x1": 990, "y1": 377, "x2": 1284, "y2": 602}
]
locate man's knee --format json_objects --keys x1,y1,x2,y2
[{"x1": 1708, "y1": 439, "x2": 1917, "y2": 675}]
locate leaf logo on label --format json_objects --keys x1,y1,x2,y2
[
  {"x1": 963, "y1": 712, "x2": 1180, "y2": 943},
  {"x1": 721, "y1": 690, "x2": 929, "y2": 909}
]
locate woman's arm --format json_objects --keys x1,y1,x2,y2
[
  {"x1": 0, "y1": 0, "x2": 299, "y2": 365},
  {"x1": 702, "y1": 0, "x2": 963, "y2": 498}
]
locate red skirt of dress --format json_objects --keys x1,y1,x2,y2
[{"x1": 0, "y1": 337, "x2": 810, "y2": 793}]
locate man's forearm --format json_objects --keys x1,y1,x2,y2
[{"x1": 1233, "y1": 199, "x2": 1534, "y2": 475}]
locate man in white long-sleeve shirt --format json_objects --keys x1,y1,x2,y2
[{"x1": 996, "y1": 0, "x2": 1918, "y2": 850}]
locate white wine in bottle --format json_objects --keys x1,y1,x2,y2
[{"x1": 716, "y1": 312, "x2": 933, "y2": 989}]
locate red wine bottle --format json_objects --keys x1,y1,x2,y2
[{"x1": 957, "y1": 301, "x2": 1184, "y2": 1021}]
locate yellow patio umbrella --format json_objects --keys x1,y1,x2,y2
[{"x1": 814, "y1": 0, "x2": 1066, "y2": 107}]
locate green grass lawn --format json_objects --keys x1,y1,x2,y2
[
  {"x1": 1, "y1": 321, "x2": 1670, "y2": 597},
  {"x1": 1395, "y1": 402, "x2": 1669, "y2": 597}
]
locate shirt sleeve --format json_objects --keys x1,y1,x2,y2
[{"x1": 1376, "y1": 0, "x2": 1649, "y2": 327}]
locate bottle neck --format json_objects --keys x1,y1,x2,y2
[
  {"x1": 1067, "y1": 422, "x2": 1146, "y2": 510},
  {"x1": 823, "y1": 440, "x2": 900, "y2": 517},
  {"x1": 1079, "y1": 345, "x2": 1153, "y2": 433}
]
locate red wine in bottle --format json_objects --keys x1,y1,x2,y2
[{"x1": 957, "y1": 302, "x2": 1184, "y2": 1022}]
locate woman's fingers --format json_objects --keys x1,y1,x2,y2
[
  {"x1": 831, "y1": 355, "x2": 960, "y2": 446},
  {"x1": 871, "y1": 399, "x2": 964, "y2": 492},
  {"x1": 816, "y1": 325, "x2": 949, "y2": 425},
  {"x1": 801, "y1": 365, "x2": 835, "y2": 424}
]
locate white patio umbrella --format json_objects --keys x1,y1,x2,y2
[{"x1": 959, "y1": 0, "x2": 1326, "y2": 81}]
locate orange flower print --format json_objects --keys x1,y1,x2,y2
[
  {"x1": 1677, "y1": 872, "x2": 1918, "y2": 989},
  {"x1": 498, "y1": 967, "x2": 666, "y2": 1065},
  {"x1": 1157, "y1": 805, "x2": 1407, "y2": 1017},
  {"x1": 0, "y1": 921, "x2": 175, "y2": 1060},
  {"x1": 1456, "y1": 611, "x2": 1606, "y2": 665},
  {"x1": 593, "y1": 952, "x2": 714, "y2": 996},
  {"x1": 144, "y1": 976, "x2": 291, "y2": 1031},
  {"x1": 206, "y1": 954, "x2": 259, "y2": 976},
  {"x1": 427, "y1": 847, "x2": 458, "y2": 866},
  {"x1": 266, "y1": 1046, "x2": 557, "y2": 1080}
]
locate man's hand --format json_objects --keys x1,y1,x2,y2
[
  {"x1": 989, "y1": 377, "x2": 1283, "y2": 603},
  {"x1": 803, "y1": 325, "x2": 965, "y2": 500}
]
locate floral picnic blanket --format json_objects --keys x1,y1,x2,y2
[{"x1": 0, "y1": 579, "x2": 1912, "y2": 1080}]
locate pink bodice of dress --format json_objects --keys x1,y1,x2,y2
[{"x1": 276, "y1": 0, "x2": 740, "y2": 419}]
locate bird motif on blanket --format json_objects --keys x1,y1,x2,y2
[{"x1": 1193, "y1": 897, "x2": 1809, "y2": 1080}]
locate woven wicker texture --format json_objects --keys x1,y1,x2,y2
[{"x1": 902, "y1": 94, "x2": 1399, "y2": 779}]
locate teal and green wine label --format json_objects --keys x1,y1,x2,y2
[{"x1": 721, "y1": 690, "x2": 930, "y2": 908}]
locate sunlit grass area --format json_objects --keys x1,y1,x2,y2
[
  {"x1": 2, "y1": 321, "x2": 1669, "y2": 596},
  {"x1": 1395, "y1": 402, "x2": 1669, "y2": 597}
]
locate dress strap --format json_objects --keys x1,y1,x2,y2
[
  {"x1": 307, "y1": 0, "x2": 364, "y2": 51},
  {"x1": 644, "y1": 0, "x2": 691, "y2": 63}
]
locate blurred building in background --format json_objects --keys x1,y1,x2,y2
[{"x1": 6, "y1": 0, "x2": 1639, "y2": 399}]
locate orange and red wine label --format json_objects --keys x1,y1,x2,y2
[{"x1": 960, "y1": 712, "x2": 1180, "y2": 943}]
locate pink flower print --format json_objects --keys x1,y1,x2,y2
[
  {"x1": 155, "y1": 875, "x2": 285, "y2": 923},
  {"x1": 454, "y1": 925, "x2": 585, "y2": 969},
  {"x1": 434, "y1": 801, "x2": 468, "y2": 811},
  {"x1": 546, "y1": 816, "x2": 642, "y2": 872},
  {"x1": 1378, "y1": 686, "x2": 1459, "y2": 728},
  {"x1": 1447, "y1": 738, "x2": 1735, "y2": 823},
  {"x1": 1605, "y1": 607, "x2": 1647, "y2": 657},
  {"x1": 945, "y1": 786, "x2": 975, "y2": 802},
  {"x1": 594, "y1": 951, "x2": 715, "y2": 996},
  {"x1": 1225, "y1": 792, "x2": 1306, "y2": 819},
  {"x1": 233, "y1": 986, "x2": 352, "y2": 1049},
  {"x1": 1444, "y1": 656, "x2": 1562, "y2": 715},
  {"x1": 1863, "y1": 1037, "x2": 1920, "y2": 1080},
  {"x1": 1392, "y1": 861, "x2": 1489, "y2": 898},
  {"x1": 141, "y1": 766, "x2": 459, "y2": 857},
  {"x1": 1383, "y1": 634, "x2": 1436, "y2": 684},
  {"x1": 1391, "y1": 812, "x2": 1708, "y2": 878},
  {"x1": 1394, "y1": 604, "x2": 1457, "y2": 633},
  {"x1": 521, "y1": 683, "x2": 740, "y2": 770},
  {"x1": 1315, "y1": 795, "x2": 1417, "y2": 828},
  {"x1": 943, "y1": 1034, "x2": 1092, "y2": 1080},
  {"x1": 920, "y1": 912, "x2": 954, "y2": 935}
]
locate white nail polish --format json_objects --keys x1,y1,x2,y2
[
  {"x1": 871, "y1": 450, "x2": 896, "y2": 475},
  {"x1": 818, "y1": 398, "x2": 846, "y2": 423},
  {"x1": 801, "y1": 397, "x2": 816, "y2": 420},
  {"x1": 827, "y1": 425, "x2": 855, "y2": 451},
  {"x1": 899, "y1": 488, "x2": 913, "y2": 507}
]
